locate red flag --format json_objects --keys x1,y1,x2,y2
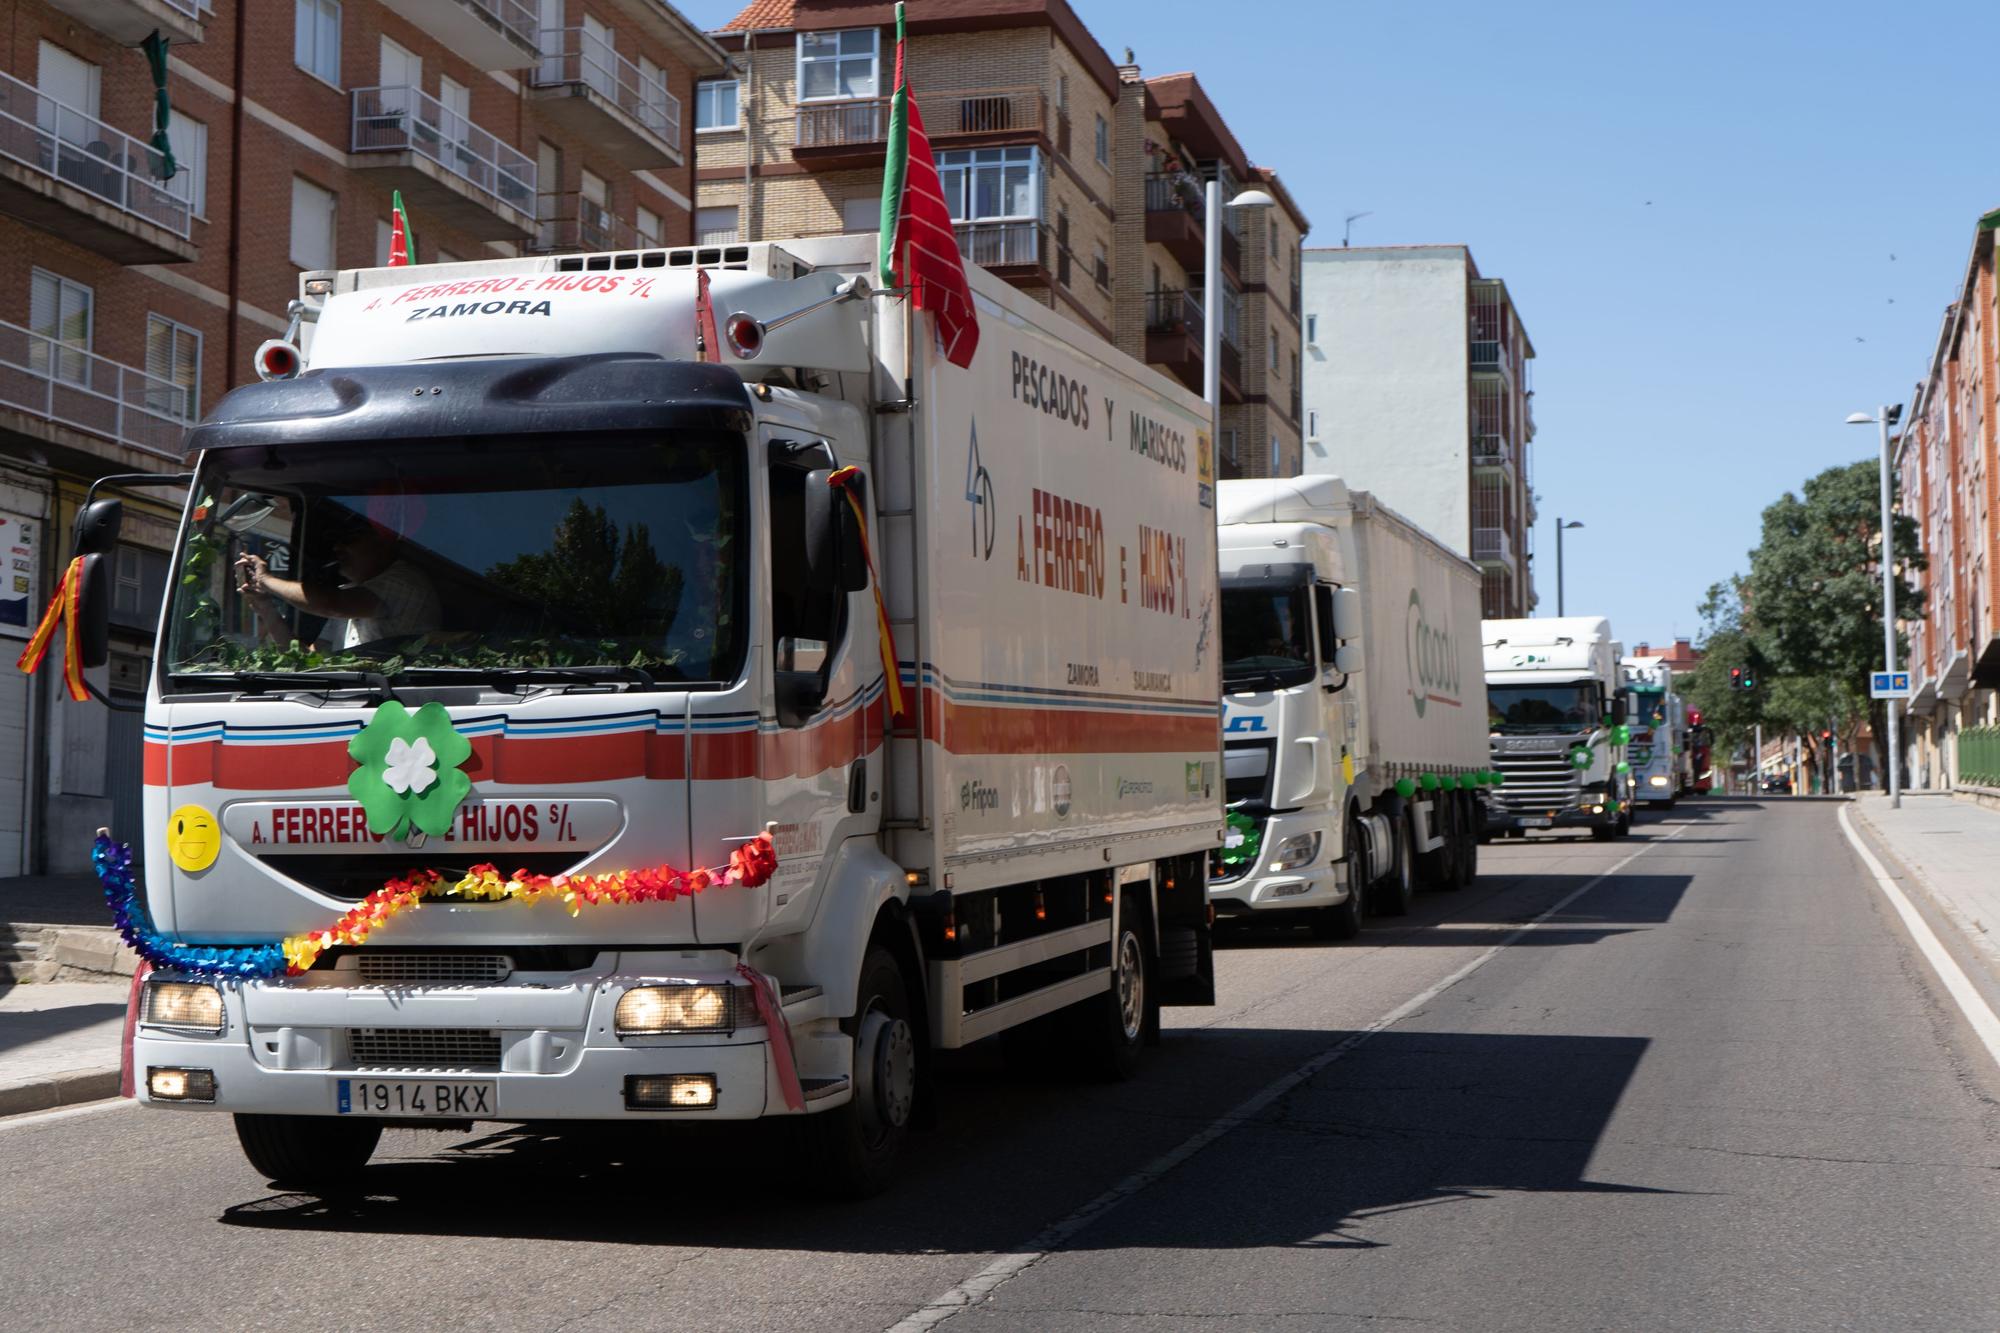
[
  {"x1": 695, "y1": 268, "x2": 721, "y2": 363},
  {"x1": 387, "y1": 189, "x2": 413, "y2": 267},
  {"x1": 878, "y1": 6, "x2": 979, "y2": 368}
]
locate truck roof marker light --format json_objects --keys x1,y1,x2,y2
[
  {"x1": 254, "y1": 340, "x2": 301, "y2": 382},
  {"x1": 724, "y1": 312, "x2": 765, "y2": 360}
]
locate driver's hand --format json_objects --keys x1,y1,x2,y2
[{"x1": 234, "y1": 552, "x2": 268, "y2": 595}]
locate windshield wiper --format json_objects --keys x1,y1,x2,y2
[
  {"x1": 170, "y1": 669, "x2": 395, "y2": 700},
  {"x1": 397, "y1": 665, "x2": 661, "y2": 692}
]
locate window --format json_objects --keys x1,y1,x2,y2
[
  {"x1": 842, "y1": 195, "x2": 879, "y2": 233},
  {"x1": 438, "y1": 77, "x2": 471, "y2": 150},
  {"x1": 290, "y1": 176, "x2": 336, "y2": 270},
  {"x1": 797, "y1": 29, "x2": 877, "y2": 100},
  {"x1": 29, "y1": 269, "x2": 92, "y2": 386},
  {"x1": 375, "y1": 218, "x2": 392, "y2": 266},
  {"x1": 696, "y1": 78, "x2": 739, "y2": 131},
  {"x1": 1269, "y1": 217, "x2": 1278, "y2": 253},
  {"x1": 1307, "y1": 410, "x2": 1319, "y2": 439},
  {"x1": 1306, "y1": 313, "x2": 1317, "y2": 344},
  {"x1": 1092, "y1": 240, "x2": 1109, "y2": 290},
  {"x1": 1221, "y1": 429, "x2": 1239, "y2": 467},
  {"x1": 144, "y1": 314, "x2": 201, "y2": 419},
  {"x1": 581, "y1": 17, "x2": 618, "y2": 103},
  {"x1": 1094, "y1": 113, "x2": 1108, "y2": 167},
  {"x1": 167, "y1": 113, "x2": 207, "y2": 216},
  {"x1": 36, "y1": 42, "x2": 100, "y2": 145},
  {"x1": 295, "y1": 0, "x2": 341, "y2": 87},
  {"x1": 1057, "y1": 74, "x2": 1068, "y2": 111},
  {"x1": 1268, "y1": 332, "x2": 1279, "y2": 371},
  {"x1": 537, "y1": 140, "x2": 562, "y2": 223},
  {"x1": 110, "y1": 544, "x2": 168, "y2": 631},
  {"x1": 1269, "y1": 434, "x2": 1281, "y2": 475},
  {"x1": 636, "y1": 205, "x2": 662, "y2": 247},
  {"x1": 638, "y1": 54, "x2": 669, "y2": 133},
  {"x1": 937, "y1": 146, "x2": 1037, "y2": 220},
  {"x1": 695, "y1": 205, "x2": 738, "y2": 244}
]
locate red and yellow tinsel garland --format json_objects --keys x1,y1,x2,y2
[{"x1": 281, "y1": 833, "x2": 778, "y2": 974}]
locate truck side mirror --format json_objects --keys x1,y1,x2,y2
[
  {"x1": 1609, "y1": 697, "x2": 1628, "y2": 725},
  {"x1": 70, "y1": 499, "x2": 121, "y2": 670},
  {"x1": 1332, "y1": 587, "x2": 1363, "y2": 641},
  {"x1": 1331, "y1": 643, "x2": 1363, "y2": 674},
  {"x1": 805, "y1": 468, "x2": 868, "y2": 597}
]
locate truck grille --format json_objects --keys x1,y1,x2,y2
[
  {"x1": 349, "y1": 1028, "x2": 501, "y2": 1071},
  {"x1": 1491, "y1": 754, "x2": 1584, "y2": 810},
  {"x1": 355, "y1": 954, "x2": 512, "y2": 987}
]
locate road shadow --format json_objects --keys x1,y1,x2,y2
[
  {"x1": 216, "y1": 1029, "x2": 1683, "y2": 1258},
  {"x1": 0, "y1": 1002, "x2": 126, "y2": 1057}
]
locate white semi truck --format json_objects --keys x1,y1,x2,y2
[
  {"x1": 1213, "y1": 477, "x2": 1491, "y2": 935},
  {"x1": 1619, "y1": 656, "x2": 1684, "y2": 808},
  {"x1": 67, "y1": 236, "x2": 1222, "y2": 1194},
  {"x1": 1481, "y1": 616, "x2": 1633, "y2": 840}
]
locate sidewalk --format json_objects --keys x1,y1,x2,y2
[
  {"x1": 0, "y1": 979, "x2": 130, "y2": 1116},
  {"x1": 1851, "y1": 792, "x2": 2000, "y2": 979}
]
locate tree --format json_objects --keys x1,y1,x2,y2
[
  {"x1": 1741, "y1": 459, "x2": 1923, "y2": 792},
  {"x1": 488, "y1": 498, "x2": 684, "y2": 647}
]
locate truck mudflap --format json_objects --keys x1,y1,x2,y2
[{"x1": 1154, "y1": 852, "x2": 1214, "y2": 1006}]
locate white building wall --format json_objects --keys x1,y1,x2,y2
[{"x1": 1300, "y1": 246, "x2": 1472, "y2": 556}]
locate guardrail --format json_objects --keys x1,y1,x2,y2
[
  {"x1": 534, "y1": 29, "x2": 681, "y2": 145},
  {"x1": 351, "y1": 84, "x2": 537, "y2": 217},
  {"x1": 0, "y1": 68, "x2": 190, "y2": 237},
  {"x1": 0, "y1": 316, "x2": 191, "y2": 457}
]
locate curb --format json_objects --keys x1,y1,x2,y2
[{"x1": 0, "y1": 1067, "x2": 122, "y2": 1119}]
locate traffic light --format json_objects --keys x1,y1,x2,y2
[
  {"x1": 1730, "y1": 667, "x2": 1742, "y2": 689},
  {"x1": 1820, "y1": 729, "x2": 1833, "y2": 743},
  {"x1": 1688, "y1": 709, "x2": 1703, "y2": 727}
]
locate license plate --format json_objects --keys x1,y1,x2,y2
[
  {"x1": 1520, "y1": 817, "x2": 1552, "y2": 827},
  {"x1": 337, "y1": 1078, "x2": 495, "y2": 1118}
]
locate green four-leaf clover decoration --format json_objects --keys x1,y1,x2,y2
[{"x1": 348, "y1": 701, "x2": 472, "y2": 840}]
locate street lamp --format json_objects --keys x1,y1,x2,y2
[
  {"x1": 1847, "y1": 404, "x2": 1905, "y2": 808},
  {"x1": 1204, "y1": 183, "x2": 1276, "y2": 473},
  {"x1": 1555, "y1": 518, "x2": 1584, "y2": 616}
]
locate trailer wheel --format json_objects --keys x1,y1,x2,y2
[
  {"x1": 797, "y1": 945, "x2": 915, "y2": 1198},
  {"x1": 1370, "y1": 813, "x2": 1416, "y2": 917},
  {"x1": 1451, "y1": 795, "x2": 1478, "y2": 889},
  {"x1": 1417, "y1": 795, "x2": 1453, "y2": 888},
  {"x1": 233, "y1": 1114, "x2": 380, "y2": 1189}
]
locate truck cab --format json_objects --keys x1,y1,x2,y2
[
  {"x1": 1482, "y1": 616, "x2": 1632, "y2": 840},
  {"x1": 1619, "y1": 658, "x2": 1683, "y2": 808}
]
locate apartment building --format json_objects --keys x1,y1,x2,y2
[
  {"x1": 698, "y1": 1, "x2": 1307, "y2": 477},
  {"x1": 1299, "y1": 244, "x2": 1537, "y2": 618},
  {"x1": 0, "y1": 0, "x2": 726, "y2": 874},
  {"x1": 1895, "y1": 211, "x2": 2000, "y2": 791}
]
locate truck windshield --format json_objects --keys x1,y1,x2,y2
[
  {"x1": 163, "y1": 432, "x2": 746, "y2": 691},
  {"x1": 1487, "y1": 683, "x2": 1598, "y2": 732},
  {"x1": 1221, "y1": 583, "x2": 1314, "y2": 689},
  {"x1": 1626, "y1": 689, "x2": 1669, "y2": 727}
]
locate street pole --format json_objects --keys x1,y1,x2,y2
[
  {"x1": 1877, "y1": 404, "x2": 1901, "y2": 809},
  {"x1": 1556, "y1": 518, "x2": 1566, "y2": 617},
  {"x1": 1202, "y1": 180, "x2": 1221, "y2": 467},
  {"x1": 1755, "y1": 722, "x2": 1763, "y2": 796},
  {"x1": 1831, "y1": 725, "x2": 1841, "y2": 796}
]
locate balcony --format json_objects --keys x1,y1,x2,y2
[
  {"x1": 0, "y1": 316, "x2": 192, "y2": 461},
  {"x1": 351, "y1": 86, "x2": 537, "y2": 239},
  {"x1": 529, "y1": 29, "x2": 683, "y2": 168},
  {"x1": 1472, "y1": 434, "x2": 1515, "y2": 475},
  {"x1": 527, "y1": 195, "x2": 645, "y2": 254},
  {"x1": 0, "y1": 70, "x2": 195, "y2": 263},
  {"x1": 43, "y1": 0, "x2": 202, "y2": 44},
  {"x1": 792, "y1": 86, "x2": 1043, "y2": 171},
  {"x1": 1472, "y1": 526, "x2": 1515, "y2": 567},
  {"x1": 1145, "y1": 173, "x2": 1205, "y2": 271},
  {"x1": 954, "y1": 219, "x2": 1043, "y2": 272},
  {"x1": 1144, "y1": 288, "x2": 1204, "y2": 394},
  {"x1": 380, "y1": 0, "x2": 540, "y2": 70}
]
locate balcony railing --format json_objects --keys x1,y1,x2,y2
[
  {"x1": 954, "y1": 219, "x2": 1041, "y2": 268},
  {"x1": 1472, "y1": 434, "x2": 1512, "y2": 468},
  {"x1": 1145, "y1": 172, "x2": 1204, "y2": 218},
  {"x1": 795, "y1": 86, "x2": 1043, "y2": 151},
  {"x1": 533, "y1": 28, "x2": 682, "y2": 146},
  {"x1": 1145, "y1": 288, "x2": 1204, "y2": 341},
  {"x1": 1472, "y1": 526, "x2": 1514, "y2": 565},
  {"x1": 529, "y1": 195, "x2": 645, "y2": 254},
  {"x1": 351, "y1": 85, "x2": 537, "y2": 218},
  {"x1": 0, "y1": 68, "x2": 191, "y2": 237},
  {"x1": 0, "y1": 316, "x2": 191, "y2": 457}
]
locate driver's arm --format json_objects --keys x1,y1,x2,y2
[{"x1": 235, "y1": 553, "x2": 381, "y2": 620}]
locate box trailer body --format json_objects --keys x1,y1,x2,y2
[
  {"x1": 1214, "y1": 476, "x2": 1489, "y2": 926},
  {"x1": 111, "y1": 235, "x2": 1220, "y2": 1190},
  {"x1": 1482, "y1": 616, "x2": 1633, "y2": 838}
]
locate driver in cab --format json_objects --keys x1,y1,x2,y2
[{"x1": 235, "y1": 508, "x2": 439, "y2": 647}]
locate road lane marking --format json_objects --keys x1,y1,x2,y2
[
  {"x1": 0, "y1": 1097, "x2": 135, "y2": 1132},
  {"x1": 1837, "y1": 803, "x2": 2000, "y2": 1072},
  {"x1": 887, "y1": 820, "x2": 1694, "y2": 1332}
]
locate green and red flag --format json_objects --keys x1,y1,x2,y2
[
  {"x1": 388, "y1": 189, "x2": 414, "y2": 266},
  {"x1": 876, "y1": 2, "x2": 978, "y2": 368}
]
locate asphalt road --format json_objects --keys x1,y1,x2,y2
[{"x1": 6, "y1": 799, "x2": 1999, "y2": 1332}]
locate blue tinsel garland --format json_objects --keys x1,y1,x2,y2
[{"x1": 92, "y1": 834, "x2": 286, "y2": 979}]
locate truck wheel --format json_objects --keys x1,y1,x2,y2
[
  {"x1": 1311, "y1": 883, "x2": 1362, "y2": 940},
  {"x1": 1068, "y1": 906, "x2": 1156, "y2": 1080},
  {"x1": 1591, "y1": 823, "x2": 1619, "y2": 842},
  {"x1": 1452, "y1": 798, "x2": 1478, "y2": 888},
  {"x1": 1417, "y1": 796, "x2": 1453, "y2": 888},
  {"x1": 233, "y1": 1113, "x2": 381, "y2": 1189},
  {"x1": 1371, "y1": 814, "x2": 1415, "y2": 917},
  {"x1": 797, "y1": 945, "x2": 916, "y2": 1198}
]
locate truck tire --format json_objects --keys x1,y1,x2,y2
[
  {"x1": 797, "y1": 945, "x2": 916, "y2": 1198},
  {"x1": 233, "y1": 1113, "x2": 381, "y2": 1189},
  {"x1": 1591, "y1": 823, "x2": 1619, "y2": 842},
  {"x1": 1067, "y1": 902, "x2": 1156, "y2": 1080},
  {"x1": 1311, "y1": 886, "x2": 1362, "y2": 940},
  {"x1": 1371, "y1": 813, "x2": 1416, "y2": 917},
  {"x1": 1451, "y1": 796, "x2": 1478, "y2": 888},
  {"x1": 1417, "y1": 796, "x2": 1453, "y2": 887}
]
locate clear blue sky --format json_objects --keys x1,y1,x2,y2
[{"x1": 678, "y1": 0, "x2": 1995, "y2": 645}]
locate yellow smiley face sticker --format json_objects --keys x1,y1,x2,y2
[{"x1": 167, "y1": 804, "x2": 221, "y2": 873}]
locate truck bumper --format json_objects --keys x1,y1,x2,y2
[
  {"x1": 130, "y1": 966, "x2": 786, "y2": 1122},
  {"x1": 1484, "y1": 801, "x2": 1619, "y2": 833},
  {"x1": 1208, "y1": 812, "x2": 1353, "y2": 913}
]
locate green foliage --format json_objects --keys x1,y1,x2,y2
[{"x1": 487, "y1": 497, "x2": 685, "y2": 643}]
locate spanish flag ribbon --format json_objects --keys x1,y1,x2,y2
[
  {"x1": 827, "y1": 466, "x2": 906, "y2": 717},
  {"x1": 15, "y1": 556, "x2": 88, "y2": 701}
]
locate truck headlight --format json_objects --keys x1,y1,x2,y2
[
  {"x1": 142, "y1": 981, "x2": 224, "y2": 1033},
  {"x1": 1648, "y1": 775, "x2": 1669, "y2": 788},
  {"x1": 1268, "y1": 831, "x2": 1321, "y2": 872},
  {"x1": 614, "y1": 984, "x2": 741, "y2": 1036}
]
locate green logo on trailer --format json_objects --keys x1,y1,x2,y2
[{"x1": 1404, "y1": 589, "x2": 1461, "y2": 720}]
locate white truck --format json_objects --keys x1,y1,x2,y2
[
  {"x1": 1619, "y1": 656, "x2": 1684, "y2": 808},
  {"x1": 1481, "y1": 616, "x2": 1633, "y2": 840},
  {"x1": 1213, "y1": 477, "x2": 1492, "y2": 935},
  {"x1": 70, "y1": 235, "x2": 1222, "y2": 1195}
]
